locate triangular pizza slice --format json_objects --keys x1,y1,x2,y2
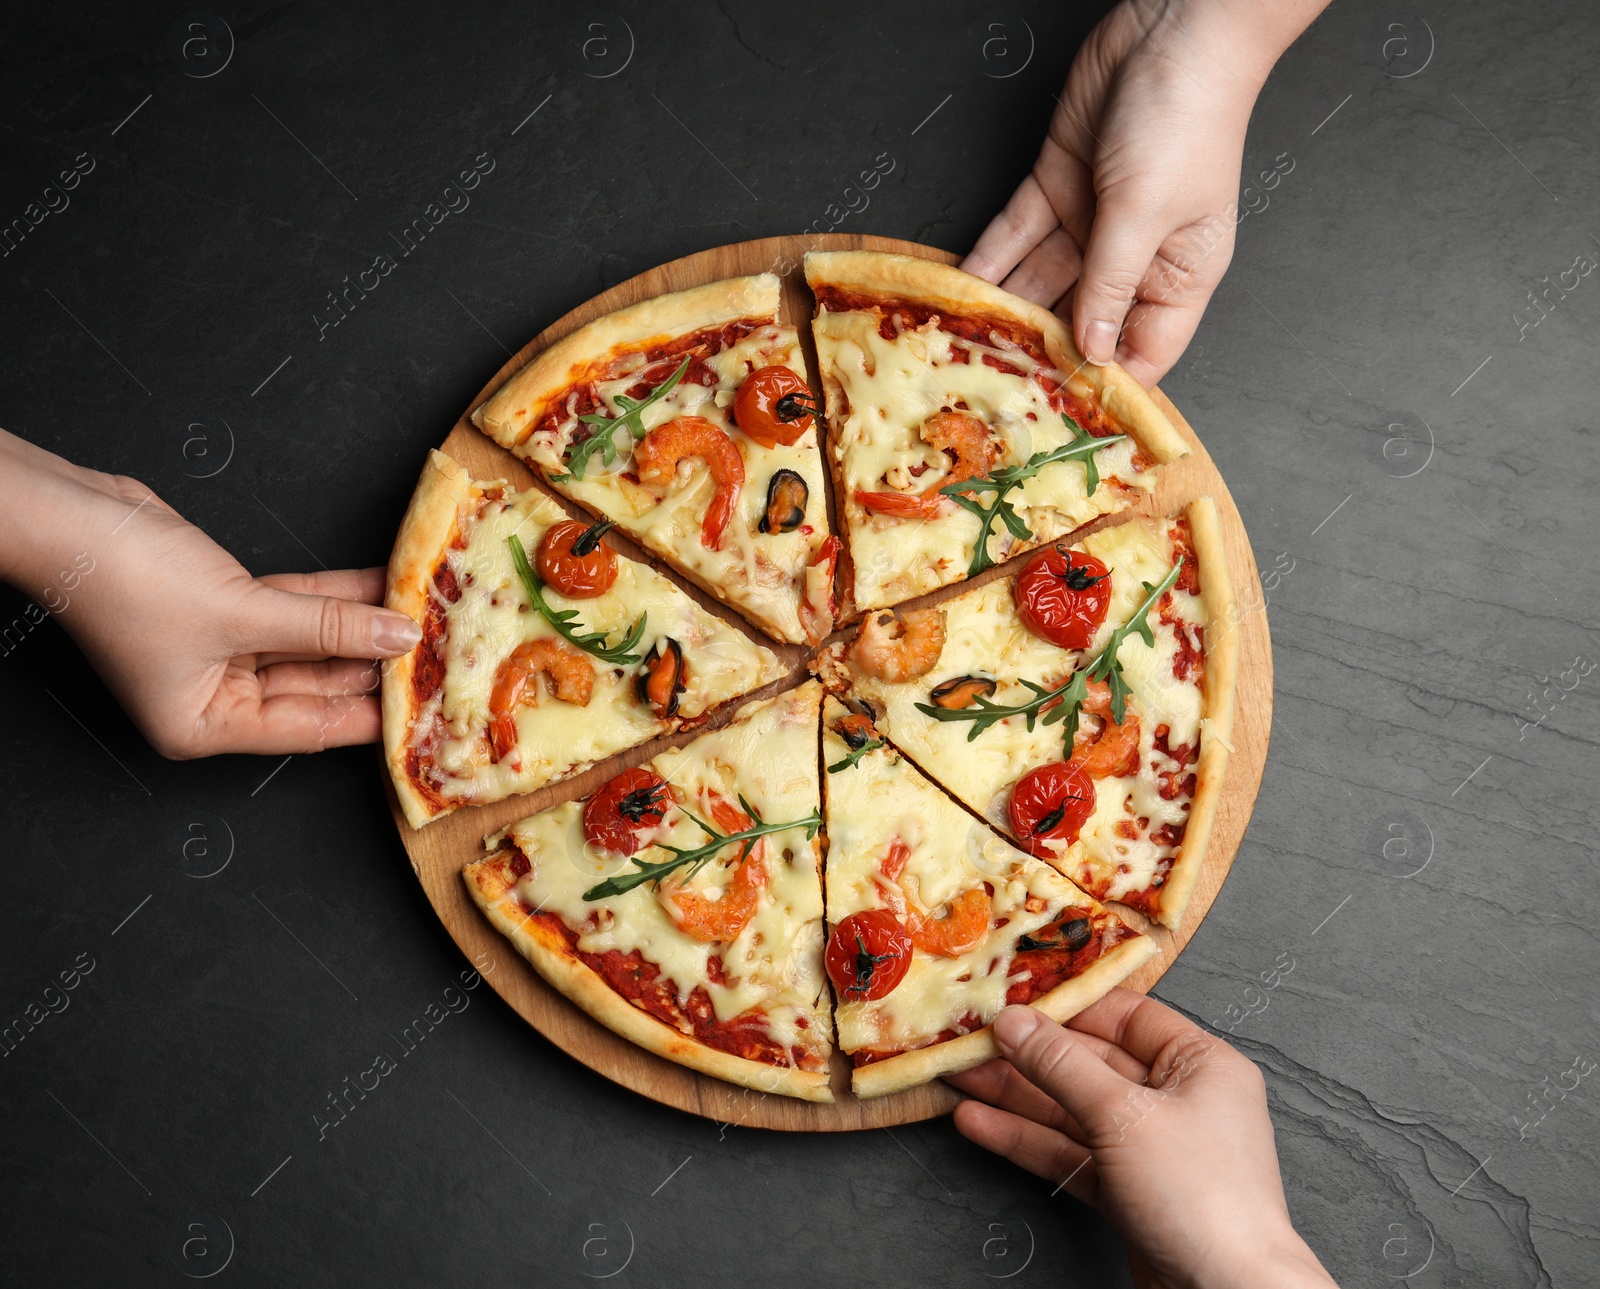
[
  {"x1": 821, "y1": 695, "x2": 1156, "y2": 1099},
  {"x1": 817, "y1": 499, "x2": 1238, "y2": 930},
  {"x1": 804, "y1": 250, "x2": 1188, "y2": 615},
  {"x1": 384, "y1": 450, "x2": 784, "y2": 828},
  {"x1": 472, "y1": 274, "x2": 838, "y2": 645},
  {"x1": 463, "y1": 682, "x2": 833, "y2": 1101}
]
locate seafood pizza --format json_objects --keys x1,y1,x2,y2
[{"x1": 383, "y1": 252, "x2": 1241, "y2": 1101}]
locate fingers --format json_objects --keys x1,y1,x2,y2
[
  {"x1": 946, "y1": 1059, "x2": 1089, "y2": 1144},
  {"x1": 998, "y1": 227, "x2": 1084, "y2": 311},
  {"x1": 1065, "y1": 987, "x2": 1210, "y2": 1071},
  {"x1": 214, "y1": 693, "x2": 382, "y2": 755},
  {"x1": 257, "y1": 567, "x2": 386, "y2": 605},
  {"x1": 961, "y1": 174, "x2": 1063, "y2": 284},
  {"x1": 257, "y1": 657, "x2": 383, "y2": 701},
  {"x1": 243, "y1": 584, "x2": 420, "y2": 660},
  {"x1": 952, "y1": 1100, "x2": 1097, "y2": 1203},
  {"x1": 991, "y1": 1005, "x2": 1133, "y2": 1135},
  {"x1": 1072, "y1": 184, "x2": 1172, "y2": 366}
]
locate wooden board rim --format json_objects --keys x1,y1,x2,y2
[{"x1": 386, "y1": 233, "x2": 1274, "y2": 1131}]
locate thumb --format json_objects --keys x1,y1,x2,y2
[
  {"x1": 1071, "y1": 190, "x2": 1167, "y2": 365},
  {"x1": 244, "y1": 585, "x2": 422, "y2": 659},
  {"x1": 992, "y1": 1005, "x2": 1133, "y2": 1136}
]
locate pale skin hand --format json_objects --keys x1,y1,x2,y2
[
  {"x1": 948, "y1": 990, "x2": 1339, "y2": 1289},
  {"x1": 0, "y1": 429, "x2": 421, "y2": 758},
  {"x1": 963, "y1": 0, "x2": 1329, "y2": 388}
]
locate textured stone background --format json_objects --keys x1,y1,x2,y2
[{"x1": 1, "y1": 2, "x2": 1595, "y2": 1285}]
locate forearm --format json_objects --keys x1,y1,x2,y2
[
  {"x1": 1172, "y1": 0, "x2": 1331, "y2": 90},
  {"x1": 1196, "y1": 1227, "x2": 1339, "y2": 1289}
]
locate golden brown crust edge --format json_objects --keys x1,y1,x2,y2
[
  {"x1": 850, "y1": 933, "x2": 1159, "y2": 1099},
  {"x1": 472, "y1": 274, "x2": 782, "y2": 450},
  {"x1": 383, "y1": 449, "x2": 473, "y2": 830},
  {"x1": 1153, "y1": 496, "x2": 1239, "y2": 930},
  {"x1": 461, "y1": 862, "x2": 834, "y2": 1103},
  {"x1": 803, "y1": 250, "x2": 1188, "y2": 465}
]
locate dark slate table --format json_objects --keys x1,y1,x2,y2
[{"x1": 2, "y1": 3, "x2": 1593, "y2": 1284}]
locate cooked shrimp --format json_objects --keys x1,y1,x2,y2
[
  {"x1": 634, "y1": 415, "x2": 745, "y2": 551},
  {"x1": 855, "y1": 410, "x2": 1002, "y2": 519},
  {"x1": 656, "y1": 791, "x2": 768, "y2": 943},
  {"x1": 1067, "y1": 677, "x2": 1143, "y2": 778},
  {"x1": 848, "y1": 607, "x2": 946, "y2": 682},
  {"x1": 488, "y1": 638, "x2": 595, "y2": 761},
  {"x1": 875, "y1": 838, "x2": 991, "y2": 957}
]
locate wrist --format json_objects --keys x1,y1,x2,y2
[
  {"x1": 1161, "y1": 0, "x2": 1327, "y2": 95},
  {"x1": 1195, "y1": 1225, "x2": 1336, "y2": 1289},
  {"x1": 0, "y1": 430, "x2": 127, "y2": 598}
]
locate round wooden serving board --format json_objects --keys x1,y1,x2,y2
[{"x1": 385, "y1": 234, "x2": 1274, "y2": 1131}]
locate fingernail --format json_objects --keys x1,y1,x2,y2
[
  {"x1": 992, "y1": 1006, "x2": 1042, "y2": 1054},
  {"x1": 372, "y1": 612, "x2": 422, "y2": 656},
  {"x1": 1083, "y1": 320, "x2": 1118, "y2": 365}
]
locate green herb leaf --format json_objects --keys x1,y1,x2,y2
[
  {"x1": 827, "y1": 738, "x2": 884, "y2": 774},
  {"x1": 913, "y1": 557, "x2": 1183, "y2": 754},
  {"x1": 582, "y1": 806, "x2": 824, "y2": 900},
  {"x1": 508, "y1": 534, "x2": 647, "y2": 664},
  {"x1": 940, "y1": 414, "x2": 1125, "y2": 576},
  {"x1": 559, "y1": 354, "x2": 693, "y2": 481}
]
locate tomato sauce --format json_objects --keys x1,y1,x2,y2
[{"x1": 524, "y1": 903, "x2": 823, "y2": 1072}]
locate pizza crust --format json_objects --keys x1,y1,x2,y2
[
  {"x1": 850, "y1": 933, "x2": 1159, "y2": 1099},
  {"x1": 463, "y1": 852, "x2": 834, "y2": 1104},
  {"x1": 1151, "y1": 495, "x2": 1239, "y2": 930},
  {"x1": 472, "y1": 274, "x2": 783, "y2": 450},
  {"x1": 383, "y1": 449, "x2": 474, "y2": 831},
  {"x1": 803, "y1": 251, "x2": 1188, "y2": 465}
]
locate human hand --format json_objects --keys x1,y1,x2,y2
[
  {"x1": 962, "y1": 0, "x2": 1326, "y2": 387},
  {"x1": 948, "y1": 989, "x2": 1337, "y2": 1289},
  {"x1": 0, "y1": 431, "x2": 420, "y2": 759}
]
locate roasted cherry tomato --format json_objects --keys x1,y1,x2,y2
[
  {"x1": 825, "y1": 910, "x2": 913, "y2": 1002},
  {"x1": 536, "y1": 519, "x2": 618, "y2": 599},
  {"x1": 1008, "y1": 762, "x2": 1096, "y2": 857},
  {"x1": 734, "y1": 365, "x2": 819, "y2": 448},
  {"x1": 1014, "y1": 548, "x2": 1111, "y2": 650},
  {"x1": 583, "y1": 767, "x2": 671, "y2": 856}
]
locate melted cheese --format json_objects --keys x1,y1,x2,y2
[
  {"x1": 498, "y1": 683, "x2": 830, "y2": 1064},
  {"x1": 812, "y1": 308, "x2": 1151, "y2": 610},
  {"x1": 845, "y1": 516, "x2": 1205, "y2": 906},
  {"x1": 822, "y1": 696, "x2": 1110, "y2": 1054},
  {"x1": 425, "y1": 487, "x2": 780, "y2": 805},
  {"x1": 520, "y1": 323, "x2": 830, "y2": 643}
]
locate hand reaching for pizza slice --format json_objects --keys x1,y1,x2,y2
[
  {"x1": 0, "y1": 428, "x2": 421, "y2": 758},
  {"x1": 962, "y1": 0, "x2": 1329, "y2": 388},
  {"x1": 948, "y1": 989, "x2": 1338, "y2": 1289}
]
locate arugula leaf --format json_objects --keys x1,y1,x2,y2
[
  {"x1": 583, "y1": 806, "x2": 824, "y2": 900},
  {"x1": 827, "y1": 738, "x2": 884, "y2": 774},
  {"x1": 914, "y1": 558, "x2": 1183, "y2": 753},
  {"x1": 941, "y1": 415, "x2": 1126, "y2": 576},
  {"x1": 554, "y1": 354, "x2": 693, "y2": 482},
  {"x1": 508, "y1": 534, "x2": 647, "y2": 664}
]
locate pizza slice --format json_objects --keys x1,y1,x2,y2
[
  {"x1": 804, "y1": 250, "x2": 1189, "y2": 615},
  {"x1": 821, "y1": 695, "x2": 1156, "y2": 1098},
  {"x1": 817, "y1": 498, "x2": 1238, "y2": 930},
  {"x1": 383, "y1": 450, "x2": 784, "y2": 828},
  {"x1": 472, "y1": 274, "x2": 838, "y2": 645},
  {"x1": 463, "y1": 682, "x2": 834, "y2": 1101}
]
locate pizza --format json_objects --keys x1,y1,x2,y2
[
  {"x1": 462, "y1": 682, "x2": 834, "y2": 1101},
  {"x1": 383, "y1": 450, "x2": 784, "y2": 828},
  {"x1": 821, "y1": 695, "x2": 1157, "y2": 1097},
  {"x1": 817, "y1": 500, "x2": 1237, "y2": 930},
  {"x1": 804, "y1": 251, "x2": 1189, "y2": 616},
  {"x1": 380, "y1": 251, "x2": 1252, "y2": 1104},
  {"x1": 471, "y1": 274, "x2": 839, "y2": 645}
]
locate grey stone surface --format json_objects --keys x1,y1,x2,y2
[{"x1": 1, "y1": 1, "x2": 1595, "y2": 1285}]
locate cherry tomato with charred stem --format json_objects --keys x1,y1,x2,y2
[
  {"x1": 1014, "y1": 547, "x2": 1111, "y2": 650},
  {"x1": 584, "y1": 767, "x2": 672, "y2": 856},
  {"x1": 735, "y1": 365, "x2": 820, "y2": 449},
  {"x1": 537, "y1": 519, "x2": 619, "y2": 599},
  {"x1": 1008, "y1": 762, "x2": 1096, "y2": 856},
  {"x1": 825, "y1": 910, "x2": 913, "y2": 1001}
]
